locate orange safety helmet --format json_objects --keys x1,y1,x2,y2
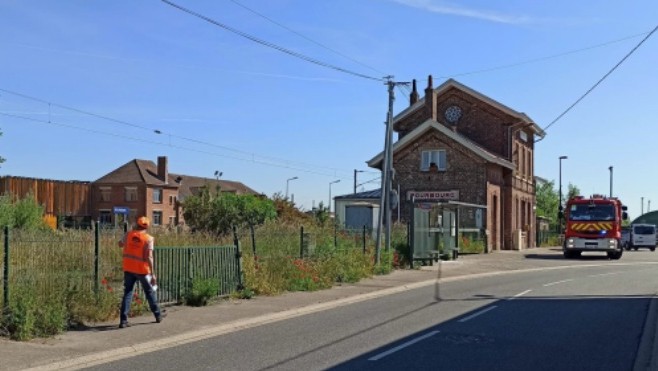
[{"x1": 136, "y1": 216, "x2": 150, "y2": 229}]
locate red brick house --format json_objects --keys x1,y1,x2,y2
[
  {"x1": 367, "y1": 77, "x2": 545, "y2": 250},
  {"x1": 92, "y1": 156, "x2": 258, "y2": 227}
]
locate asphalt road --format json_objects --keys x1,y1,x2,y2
[{"x1": 85, "y1": 253, "x2": 658, "y2": 371}]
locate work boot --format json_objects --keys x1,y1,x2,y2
[
  {"x1": 155, "y1": 310, "x2": 167, "y2": 323},
  {"x1": 119, "y1": 321, "x2": 131, "y2": 329}
]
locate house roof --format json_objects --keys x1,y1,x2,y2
[
  {"x1": 335, "y1": 188, "x2": 382, "y2": 200},
  {"x1": 95, "y1": 159, "x2": 175, "y2": 186},
  {"x1": 172, "y1": 174, "x2": 259, "y2": 201},
  {"x1": 367, "y1": 119, "x2": 515, "y2": 170},
  {"x1": 394, "y1": 78, "x2": 546, "y2": 138},
  {"x1": 94, "y1": 158, "x2": 259, "y2": 199}
]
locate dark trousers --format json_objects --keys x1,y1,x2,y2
[{"x1": 119, "y1": 271, "x2": 161, "y2": 322}]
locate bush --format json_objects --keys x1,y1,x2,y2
[{"x1": 184, "y1": 278, "x2": 220, "y2": 306}]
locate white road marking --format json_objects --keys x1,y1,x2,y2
[
  {"x1": 588, "y1": 272, "x2": 622, "y2": 278},
  {"x1": 368, "y1": 331, "x2": 440, "y2": 361},
  {"x1": 543, "y1": 279, "x2": 574, "y2": 287},
  {"x1": 507, "y1": 289, "x2": 532, "y2": 300},
  {"x1": 458, "y1": 305, "x2": 498, "y2": 323}
]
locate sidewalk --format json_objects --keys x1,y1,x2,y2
[{"x1": 1, "y1": 247, "x2": 639, "y2": 370}]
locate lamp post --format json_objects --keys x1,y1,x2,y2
[
  {"x1": 214, "y1": 170, "x2": 222, "y2": 180},
  {"x1": 559, "y1": 156, "x2": 568, "y2": 232},
  {"x1": 285, "y1": 176, "x2": 298, "y2": 200},
  {"x1": 329, "y1": 179, "x2": 341, "y2": 213},
  {"x1": 608, "y1": 166, "x2": 613, "y2": 198},
  {"x1": 642, "y1": 197, "x2": 644, "y2": 215},
  {"x1": 353, "y1": 169, "x2": 365, "y2": 194}
]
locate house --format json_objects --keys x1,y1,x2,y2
[
  {"x1": 91, "y1": 156, "x2": 258, "y2": 227},
  {"x1": 366, "y1": 77, "x2": 545, "y2": 251}
]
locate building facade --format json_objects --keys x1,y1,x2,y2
[{"x1": 366, "y1": 77, "x2": 545, "y2": 251}]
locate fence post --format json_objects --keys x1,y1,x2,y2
[
  {"x1": 233, "y1": 226, "x2": 244, "y2": 291},
  {"x1": 250, "y1": 224, "x2": 256, "y2": 258},
  {"x1": 3, "y1": 226, "x2": 9, "y2": 312},
  {"x1": 94, "y1": 221, "x2": 100, "y2": 294},
  {"x1": 334, "y1": 222, "x2": 337, "y2": 248},
  {"x1": 362, "y1": 225, "x2": 367, "y2": 254},
  {"x1": 187, "y1": 247, "x2": 193, "y2": 299},
  {"x1": 299, "y1": 226, "x2": 304, "y2": 259}
]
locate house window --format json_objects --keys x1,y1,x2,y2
[
  {"x1": 125, "y1": 187, "x2": 138, "y2": 202},
  {"x1": 152, "y1": 211, "x2": 163, "y2": 226},
  {"x1": 99, "y1": 187, "x2": 111, "y2": 202},
  {"x1": 519, "y1": 131, "x2": 528, "y2": 142},
  {"x1": 169, "y1": 216, "x2": 175, "y2": 226},
  {"x1": 99, "y1": 210, "x2": 112, "y2": 225},
  {"x1": 421, "y1": 150, "x2": 446, "y2": 171},
  {"x1": 153, "y1": 188, "x2": 163, "y2": 203},
  {"x1": 169, "y1": 195, "x2": 176, "y2": 206}
]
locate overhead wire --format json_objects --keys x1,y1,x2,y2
[
  {"x1": 161, "y1": 0, "x2": 386, "y2": 82},
  {"x1": 0, "y1": 87, "x2": 360, "y2": 177},
  {"x1": 435, "y1": 30, "x2": 653, "y2": 80},
  {"x1": 227, "y1": 0, "x2": 386, "y2": 75},
  {"x1": 538, "y1": 23, "x2": 658, "y2": 139},
  {"x1": 0, "y1": 111, "x2": 359, "y2": 180}
]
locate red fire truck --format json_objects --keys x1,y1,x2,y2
[{"x1": 562, "y1": 194, "x2": 628, "y2": 259}]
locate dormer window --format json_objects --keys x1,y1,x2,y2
[
  {"x1": 421, "y1": 150, "x2": 446, "y2": 171},
  {"x1": 519, "y1": 131, "x2": 528, "y2": 142}
]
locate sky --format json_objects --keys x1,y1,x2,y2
[{"x1": 0, "y1": 0, "x2": 657, "y2": 217}]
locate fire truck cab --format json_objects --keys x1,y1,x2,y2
[{"x1": 562, "y1": 195, "x2": 628, "y2": 259}]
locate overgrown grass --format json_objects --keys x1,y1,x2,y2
[{"x1": 1, "y1": 222, "x2": 406, "y2": 340}]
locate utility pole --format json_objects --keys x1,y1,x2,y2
[
  {"x1": 375, "y1": 77, "x2": 409, "y2": 265},
  {"x1": 353, "y1": 169, "x2": 364, "y2": 194}
]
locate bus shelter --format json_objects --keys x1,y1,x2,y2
[{"x1": 409, "y1": 200, "x2": 487, "y2": 267}]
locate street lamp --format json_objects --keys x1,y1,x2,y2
[
  {"x1": 559, "y1": 156, "x2": 568, "y2": 232},
  {"x1": 285, "y1": 176, "x2": 298, "y2": 200},
  {"x1": 353, "y1": 169, "x2": 365, "y2": 194},
  {"x1": 608, "y1": 166, "x2": 613, "y2": 198},
  {"x1": 328, "y1": 179, "x2": 341, "y2": 213}
]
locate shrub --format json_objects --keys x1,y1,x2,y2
[{"x1": 184, "y1": 278, "x2": 220, "y2": 306}]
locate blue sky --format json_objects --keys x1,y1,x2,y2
[{"x1": 1, "y1": 1, "x2": 656, "y2": 217}]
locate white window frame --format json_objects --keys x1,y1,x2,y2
[
  {"x1": 124, "y1": 187, "x2": 138, "y2": 202},
  {"x1": 153, "y1": 188, "x2": 163, "y2": 204},
  {"x1": 152, "y1": 210, "x2": 163, "y2": 226},
  {"x1": 420, "y1": 149, "x2": 447, "y2": 171},
  {"x1": 99, "y1": 186, "x2": 112, "y2": 202}
]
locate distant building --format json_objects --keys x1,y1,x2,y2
[{"x1": 1, "y1": 156, "x2": 258, "y2": 228}]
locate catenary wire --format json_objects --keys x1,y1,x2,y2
[
  {"x1": 0, "y1": 87, "x2": 369, "y2": 176},
  {"x1": 228, "y1": 0, "x2": 386, "y2": 75},
  {"x1": 0, "y1": 112, "x2": 361, "y2": 180},
  {"x1": 161, "y1": 0, "x2": 386, "y2": 82},
  {"x1": 538, "y1": 23, "x2": 658, "y2": 138}
]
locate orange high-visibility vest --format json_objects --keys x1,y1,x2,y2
[{"x1": 122, "y1": 231, "x2": 152, "y2": 274}]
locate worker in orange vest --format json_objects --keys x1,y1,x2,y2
[{"x1": 118, "y1": 216, "x2": 165, "y2": 328}]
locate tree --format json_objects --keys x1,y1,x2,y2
[
  {"x1": 567, "y1": 183, "x2": 581, "y2": 200},
  {"x1": 183, "y1": 187, "x2": 276, "y2": 235},
  {"x1": 536, "y1": 180, "x2": 559, "y2": 221}
]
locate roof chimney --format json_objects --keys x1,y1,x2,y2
[
  {"x1": 410, "y1": 79, "x2": 419, "y2": 105},
  {"x1": 425, "y1": 75, "x2": 437, "y2": 121},
  {"x1": 157, "y1": 156, "x2": 168, "y2": 184}
]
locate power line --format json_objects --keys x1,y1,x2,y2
[
  {"x1": 539, "y1": 23, "x2": 658, "y2": 137},
  {"x1": 435, "y1": 30, "x2": 652, "y2": 80},
  {"x1": 161, "y1": 0, "x2": 385, "y2": 82},
  {"x1": 0, "y1": 86, "x2": 358, "y2": 176},
  {"x1": 228, "y1": 0, "x2": 386, "y2": 75},
  {"x1": 0, "y1": 112, "x2": 360, "y2": 180}
]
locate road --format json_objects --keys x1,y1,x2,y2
[{"x1": 85, "y1": 251, "x2": 658, "y2": 371}]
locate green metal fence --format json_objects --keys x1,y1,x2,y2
[{"x1": 1, "y1": 225, "x2": 242, "y2": 310}]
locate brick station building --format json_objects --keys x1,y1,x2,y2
[{"x1": 366, "y1": 77, "x2": 545, "y2": 251}]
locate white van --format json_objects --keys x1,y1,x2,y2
[{"x1": 629, "y1": 224, "x2": 657, "y2": 251}]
